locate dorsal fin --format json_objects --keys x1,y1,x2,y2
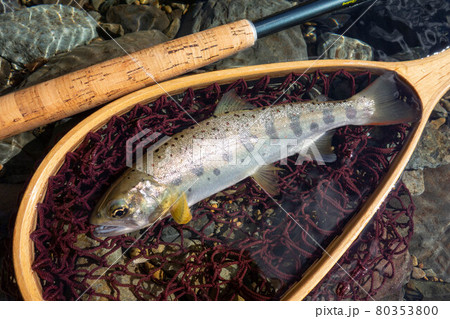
[
  {"x1": 214, "y1": 90, "x2": 255, "y2": 116},
  {"x1": 251, "y1": 164, "x2": 283, "y2": 196}
]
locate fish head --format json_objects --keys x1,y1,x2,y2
[{"x1": 90, "y1": 170, "x2": 170, "y2": 237}]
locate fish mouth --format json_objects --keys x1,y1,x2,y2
[{"x1": 93, "y1": 225, "x2": 136, "y2": 237}]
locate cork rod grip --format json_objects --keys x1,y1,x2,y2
[{"x1": 0, "y1": 19, "x2": 256, "y2": 140}]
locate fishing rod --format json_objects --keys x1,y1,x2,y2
[{"x1": 0, "y1": 0, "x2": 375, "y2": 140}]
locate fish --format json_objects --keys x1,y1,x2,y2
[{"x1": 90, "y1": 72, "x2": 420, "y2": 237}]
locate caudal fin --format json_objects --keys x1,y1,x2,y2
[{"x1": 352, "y1": 72, "x2": 421, "y2": 125}]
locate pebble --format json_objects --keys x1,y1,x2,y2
[
  {"x1": 430, "y1": 117, "x2": 446, "y2": 130},
  {"x1": 401, "y1": 170, "x2": 425, "y2": 196},
  {"x1": 432, "y1": 103, "x2": 448, "y2": 118},
  {"x1": 424, "y1": 268, "x2": 437, "y2": 278},
  {"x1": 163, "y1": 5, "x2": 172, "y2": 14},
  {"x1": 99, "y1": 22, "x2": 125, "y2": 38},
  {"x1": 164, "y1": 17, "x2": 181, "y2": 39},
  {"x1": 106, "y1": 4, "x2": 170, "y2": 33},
  {"x1": 318, "y1": 32, "x2": 374, "y2": 60},
  {"x1": 161, "y1": 225, "x2": 181, "y2": 243},
  {"x1": 411, "y1": 254, "x2": 418, "y2": 267},
  {"x1": 412, "y1": 266, "x2": 426, "y2": 279},
  {"x1": 0, "y1": 4, "x2": 98, "y2": 66}
]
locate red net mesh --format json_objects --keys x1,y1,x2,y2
[{"x1": 28, "y1": 70, "x2": 415, "y2": 300}]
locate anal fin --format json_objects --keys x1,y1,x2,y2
[
  {"x1": 251, "y1": 164, "x2": 282, "y2": 196},
  {"x1": 313, "y1": 130, "x2": 337, "y2": 163}
]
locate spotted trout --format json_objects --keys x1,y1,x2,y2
[{"x1": 90, "y1": 73, "x2": 420, "y2": 237}]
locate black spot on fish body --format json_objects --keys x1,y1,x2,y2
[
  {"x1": 310, "y1": 122, "x2": 319, "y2": 132},
  {"x1": 346, "y1": 105, "x2": 357, "y2": 119},
  {"x1": 323, "y1": 109, "x2": 335, "y2": 124},
  {"x1": 188, "y1": 188, "x2": 192, "y2": 192},
  {"x1": 192, "y1": 166, "x2": 204, "y2": 176},
  {"x1": 213, "y1": 168, "x2": 221, "y2": 176},
  {"x1": 289, "y1": 114, "x2": 303, "y2": 137}
]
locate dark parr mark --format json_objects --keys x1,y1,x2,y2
[
  {"x1": 222, "y1": 152, "x2": 231, "y2": 162},
  {"x1": 192, "y1": 166, "x2": 204, "y2": 176},
  {"x1": 289, "y1": 115, "x2": 303, "y2": 137},
  {"x1": 239, "y1": 131, "x2": 257, "y2": 152},
  {"x1": 346, "y1": 105, "x2": 357, "y2": 119},
  {"x1": 310, "y1": 122, "x2": 319, "y2": 132},
  {"x1": 265, "y1": 120, "x2": 279, "y2": 139},
  {"x1": 213, "y1": 168, "x2": 221, "y2": 176},
  {"x1": 172, "y1": 177, "x2": 182, "y2": 186},
  {"x1": 323, "y1": 109, "x2": 335, "y2": 124}
]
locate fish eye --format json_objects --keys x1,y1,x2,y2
[{"x1": 111, "y1": 207, "x2": 129, "y2": 218}]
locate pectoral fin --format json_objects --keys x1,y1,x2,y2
[
  {"x1": 251, "y1": 164, "x2": 282, "y2": 196},
  {"x1": 169, "y1": 192, "x2": 192, "y2": 224}
]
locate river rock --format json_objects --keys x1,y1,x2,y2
[
  {"x1": 408, "y1": 164, "x2": 450, "y2": 282},
  {"x1": 0, "y1": 4, "x2": 98, "y2": 66},
  {"x1": 0, "y1": 132, "x2": 36, "y2": 166},
  {"x1": 318, "y1": 32, "x2": 374, "y2": 60},
  {"x1": 177, "y1": 0, "x2": 308, "y2": 70},
  {"x1": 106, "y1": 4, "x2": 170, "y2": 33},
  {"x1": 406, "y1": 120, "x2": 450, "y2": 170},
  {"x1": 411, "y1": 266, "x2": 426, "y2": 279},
  {"x1": 99, "y1": 22, "x2": 125, "y2": 38},
  {"x1": 401, "y1": 170, "x2": 425, "y2": 196},
  {"x1": 0, "y1": 0, "x2": 21, "y2": 13},
  {"x1": 405, "y1": 279, "x2": 450, "y2": 301},
  {"x1": 21, "y1": 30, "x2": 169, "y2": 87},
  {"x1": 0, "y1": 57, "x2": 10, "y2": 87}
]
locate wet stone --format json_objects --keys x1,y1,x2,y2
[
  {"x1": 318, "y1": 32, "x2": 374, "y2": 60},
  {"x1": 412, "y1": 267, "x2": 426, "y2": 279},
  {"x1": 106, "y1": 4, "x2": 170, "y2": 33},
  {"x1": 408, "y1": 164, "x2": 450, "y2": 282},
  {"x1": 0, "y1": 0, "x2": 21, "y2": 13},
  {"x1": 164, "y1": 17, "x2": 181, "y2": 39},
  {"x1": 99, "y1": 23, "x2": 125, "y2": 38},
  {"x1": 401, "y1": 170, "x2": 425, "y2": 196},
  {"x1": 407, "y1": 111, "x2": 450, "y2": 170},
  {"x1": 0, "y1": 4, "x2": 98, "y2": 66}
]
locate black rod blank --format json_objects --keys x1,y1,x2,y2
[{"x1": 253, "y1": 0, "x2": 375, "y2": 38}]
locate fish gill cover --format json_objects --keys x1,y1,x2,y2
[{"x1": 30, "y1": 71, "x2": 415, "y2": 300}]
